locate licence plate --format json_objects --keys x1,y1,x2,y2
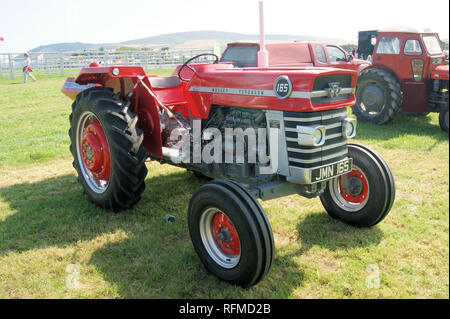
[{"x1": 311, "y1": 158, "x2": 353, "y2": 183}]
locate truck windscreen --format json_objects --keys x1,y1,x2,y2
[
  {"x1": 423, "y1": 36, "x2": 443, "y2": 55},
  {"x1": 221, "y1": 46, "x2": 258, "y2": 67}
]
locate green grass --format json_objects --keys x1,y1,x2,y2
[
  {"x1": 0, "y1": 69, "x2": 173, "y2": 167},
  {"x1": 0, "y1": 74, "x2": 448, "y2": 298}
]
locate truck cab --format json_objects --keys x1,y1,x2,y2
[
  {"x1": 358, "y1": 28, "x2": 447, "y2": 84},
  {"x1": 220, "y1": 41, "x2": 371, "y2": 73}
]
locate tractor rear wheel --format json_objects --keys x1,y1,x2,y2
[
  {"x1": 69, "y1": 87, "x2": 148, "y2": 212},
  {"x1": 353, "y1": 68, "x2": 402, "y2": 124},
  {"x1": 188, "y1": 180, "x2": 274, "y2": 287},
  {"x1": 439, "y1": 105, "x2": 449, "y2": 133},
  {"x1": 320, "y1": 144, "x2": 395, "y2": 227}
]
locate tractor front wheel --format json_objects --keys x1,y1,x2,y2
[
  {"x1": 69, "y1": 87, "x2": 148, "y2": 212},
  {"x1": 320, "y1": 144, "x2": 395, "y2": 227},
  {"x1": 353, "y1": 68, "x2": 402, "y2": 124},
  {"x1": 188, "y1": 180, "x2": 274, "y2": 287}
]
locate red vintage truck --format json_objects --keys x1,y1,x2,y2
[{"x1": 220, "y1": 41, "x2": 371, "y2": 73}]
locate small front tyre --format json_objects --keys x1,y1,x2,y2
[
  {"x1": 320, "y1": 144, "x2": 395, "y2": 227},
  {"x1": 188, "y1": 180, "x2": 274, "y2": 287}
]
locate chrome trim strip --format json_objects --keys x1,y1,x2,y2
[
  {"x1": 288, "y1": 149, "x2": 348, "y2": 164},
  {"x1": 322, "y1": 111, "x2": 348, "y2": 120},
  {"x1": 287, "y1": 140, "x2": 347, "y2": 154},
  {"x1": 286, "y1": 131, "x2": 343, "y2": 143},
  {"x1": 326, "y1": 132, "x2": 343, "y2": 140},
  {"x1": 189, "y1": 86, "x2": 310, "y2": 98},
  {"x1": 310, "y1": 87, "x2": 354, "y2": 98},
  {"x1": 264, "y1": 110, "x2": 290, "y2": 176},
  {"x1": 284, "y1": 122, "x2": 342, "y2": 132},
  {"x1": 284, "y1": 116, "x2": 322, "y2": 122},
  {"x1": 284, "y1": 110, "x2": 347, "y2": 123},
  {"x1": 189, "y1": 86, "x2": 354, "y2": 100}
]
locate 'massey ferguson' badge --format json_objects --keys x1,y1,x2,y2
[
  {"x1": 274, "y1": 76, "x2": 292, "y2": 99},
  {"x1": 326, "y1": 82, "x2": 342, "y2": 98}
]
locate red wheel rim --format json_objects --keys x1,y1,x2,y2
[
  {"x1": 212, "y1": 212, "x2": 241, "y2": 256},
  {"x1": 80, "y1": 118, "x2": 111, "y2": 182},
  {"x1": 338, "y1": 169, "x2": 369, "y2": 204}
]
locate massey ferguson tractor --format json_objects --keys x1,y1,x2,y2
[
  {"x1": 60, "y1": 5, "x2": 395, "y2": 288},
  {"x1": 355, "y1": 28, "x2": 449, "y2": 132}
]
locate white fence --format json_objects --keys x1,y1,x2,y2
[{"x1": 0, "y1": 48, "x2": 216, "y2": 78}]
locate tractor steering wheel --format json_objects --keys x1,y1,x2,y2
[{"x1": 178, "y1": 53, "x2": 219, "y2": 82}]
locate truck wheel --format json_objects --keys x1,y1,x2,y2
[
  {"x1": 188, "y1": 180, "x2": 274, "y2": 287},
  {"x1": 439, "y1": 105, "x2": 449, "y2": 133},
  {"x1": 320, "y1": 144, "x2": 394, "y2": 227},
  {"x1": 353, "y1": 68, "x2": 402, "y2": 124},
  {"x1": 69, "y1": 87, "x2": 148, "y2": 212}
]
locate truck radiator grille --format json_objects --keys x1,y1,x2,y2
[{"x1": 284, "y1": 108, "x2": 348, "y2": 168}]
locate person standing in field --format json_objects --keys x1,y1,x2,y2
[{"x1": 23, "y1": 53, "x2": 37, "y2": 83}]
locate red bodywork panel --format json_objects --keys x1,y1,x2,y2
[
  {"x1": 62, "y1": 63, "x2": 357, "y2": 160},
  {"x1": 186, "y1": 63, "x2": 357, "y2": 117},
  {"x1": 431, "y1": 65, "x2": 449, "y2": 81}
]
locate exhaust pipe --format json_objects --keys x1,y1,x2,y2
[{"x1": 257, "y1": 1, "x2": 269, "y2": 68}]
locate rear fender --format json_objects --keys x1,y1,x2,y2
[
  {"x1": 354, "y1": 60, "x2": 371, "y2": 73},
  {"x1": 63, "y1": 66, "x2": 164, "y2": 159},
  {"x1": 134, "y1": 81, "x2": 163, "y2": 159},
  {"x1": 61, "y1": 77, "x2": 100, "y2": 100},
  {"x1": 76, "y1": 66, "x2": 147, "y2": 98},
  {"x1": 364, "y1": 65, "x2": 401, "y2": 84}
]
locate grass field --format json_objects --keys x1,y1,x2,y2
[{"x1": 0, "y1": 73, "x2": 448, "y2": 299}]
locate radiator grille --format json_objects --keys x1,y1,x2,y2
[
  {"x1": 284, "y1": 108, "x2": 348, "y2": 168},
  {"x1": 311, "y1": 74, "x2": 352, "y2": 105}
]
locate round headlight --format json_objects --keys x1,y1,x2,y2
[
  {"x1": 343, "y1": 119, "x2": 357, "y2": 139},
  {"x1": 313, "y1": 128, "x2": 324, "y2": 146},
  {"x1": 345, "y1": 122, "x2": 355, "y2": 137},
  {"x1": 112, "y1": 68, "x2": 120, "y2": 76}
]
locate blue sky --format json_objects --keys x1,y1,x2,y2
[{"x1": 0, "y1": 0, "x2": 449, "y2": 52}]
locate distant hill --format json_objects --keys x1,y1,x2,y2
[
  {"x1": 31, "y1": 42, "x2": 97, "y2": 52},
  {"x1": 30, "y1": 30, "x2": 353, "y2": 52}
]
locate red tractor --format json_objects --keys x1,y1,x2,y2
[
  {"x1": 355, "y1": 28, "x2": 449, "y2": 132},
  {"x1": 61, "y1": 55, "x2": 395, "y2": 287}
]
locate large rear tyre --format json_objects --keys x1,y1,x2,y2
[
  {"x1": 320, "y1": 144, "x2": 395, "y2": 227},
  {"x1": 188, "y1": 180, "x2": 274, "y2": 287},
  {"x1": 353, "y1": 68, "x2": 402, "y2": 124},
  {"x1": 439, "y1": 105, "x2": 449, "y2": 133},
  {"x1": 69, "y1": 87, "x2": 148, "y2": 212}
]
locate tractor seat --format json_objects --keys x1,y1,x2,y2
[{"x1": 148, "y1": 76, "x2": 181, "y2": 89}]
